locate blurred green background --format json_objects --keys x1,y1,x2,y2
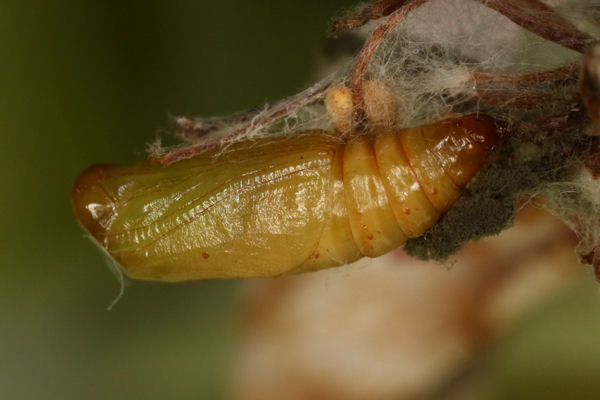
[{"x1": 3, "y1": 1, "x2": 600, "y2": 399}]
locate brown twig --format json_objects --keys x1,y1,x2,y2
[
  {"x1": 582, "y1": 44, "x2": 600, "y2": 130},
  {"x1": 350, "y1": 0, "x2": 430, "y2": 130},
  {"x1": 330, "y1": 0, "x2": 409, "y2": 34},
  {"x1": 473, "y1": 0, "x2": 594, "y2": 54},
  {"x1": 155, "y1": 79, "x2": 333, "y2": 165},
  {"x1": 471, "y1": 63, "x2": 579, "y2": 90},
  {"x1": 335, "y1": 0, "x2": 594, "y2": 52},
  {"x1": 513, "y1": 106, "x2": 590, "y2": 142},
  {"x1": 474, "y1": 89, "x2": 576, "y2": 110},
  {"x1": 173, "y1": 106, "x2": 263, "y2": 143}
]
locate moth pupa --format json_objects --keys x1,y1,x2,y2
[{"x1": 72, "y1": 114, "x2": 501, "y2": 281}]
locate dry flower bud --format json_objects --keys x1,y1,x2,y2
[
  {"x1": 325, "y1": 80, "x2": 399, "y2": 133},
  {"x1": 363, "y1": 80, "x2": 399, "y2": 131},
  {"x1": 325, "y1": 85, "x2": 353, "y2": 133}
]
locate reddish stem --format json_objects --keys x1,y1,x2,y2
[
  {"x1": 513, "y1": 106, "x2": 590, "y2": 142},
  {"x1": 475, "y1": 89, "x2": 576, "y2": 110},
  {"x1": 471, "y1": 63, "x2": 578, "y2": 89},
  {"x1": 330, "y1": 0, "x2": 409, "y2": 34},
  {"x1": 350, "y1": 0, "x2": 430, "y2": 130},
  {"x1": 473, "y1": 0, "x2": 594, "y2": 54},
  {"x1": 581, "y1": 44, "x2": 600, "y2": 130},
  {"x1": 155, "y1": 80, "x2": 332, "y2": 165},
  {"x1": 174, "y1": 106, "x2": 262, "y2": 143}
]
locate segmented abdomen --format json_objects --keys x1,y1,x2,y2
[{"x1": 297, "y1": 115, "x2": 500, "y2": 272}]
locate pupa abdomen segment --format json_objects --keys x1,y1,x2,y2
[{"x1": 72, "y1": 115, "x2": 500, "y2": 281}]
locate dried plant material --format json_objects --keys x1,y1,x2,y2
[
  {"x1": 325, "y1": 80, "x2": 400, "y2": 134},
  {"x1": 325, "y1": 85, "x2": 354, "y2": 133},
  {"x1": 364, "y1": 80, "x2": 400, "y2": 131}
]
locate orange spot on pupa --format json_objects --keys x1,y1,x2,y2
[
  {"x1": 314, "y1": 252, "x2": 320, "y2": 259},
  {"x1": 404, "y1": 208, "x2": 411, "y2": 215},
  {"x1": 367, "y1": 233, "x2": 374, "y2": 240},
  {"x1": 202, "y1": 252, "x2": 210, "y2": 259},
  {"x1": 432, "y1": 187, "x2": 438, "y2": 195}
]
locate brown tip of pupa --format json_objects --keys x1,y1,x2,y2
[
  {"x1": 72, "y1": 164, "x2": 116, "y2": 243},
  {"x1": 457, "y1": 114, "x2": 504, "y2": 152}
]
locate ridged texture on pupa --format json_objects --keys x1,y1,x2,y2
[{"x1": 72, "y1": 115, "x2": 500, "y2": 281}]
